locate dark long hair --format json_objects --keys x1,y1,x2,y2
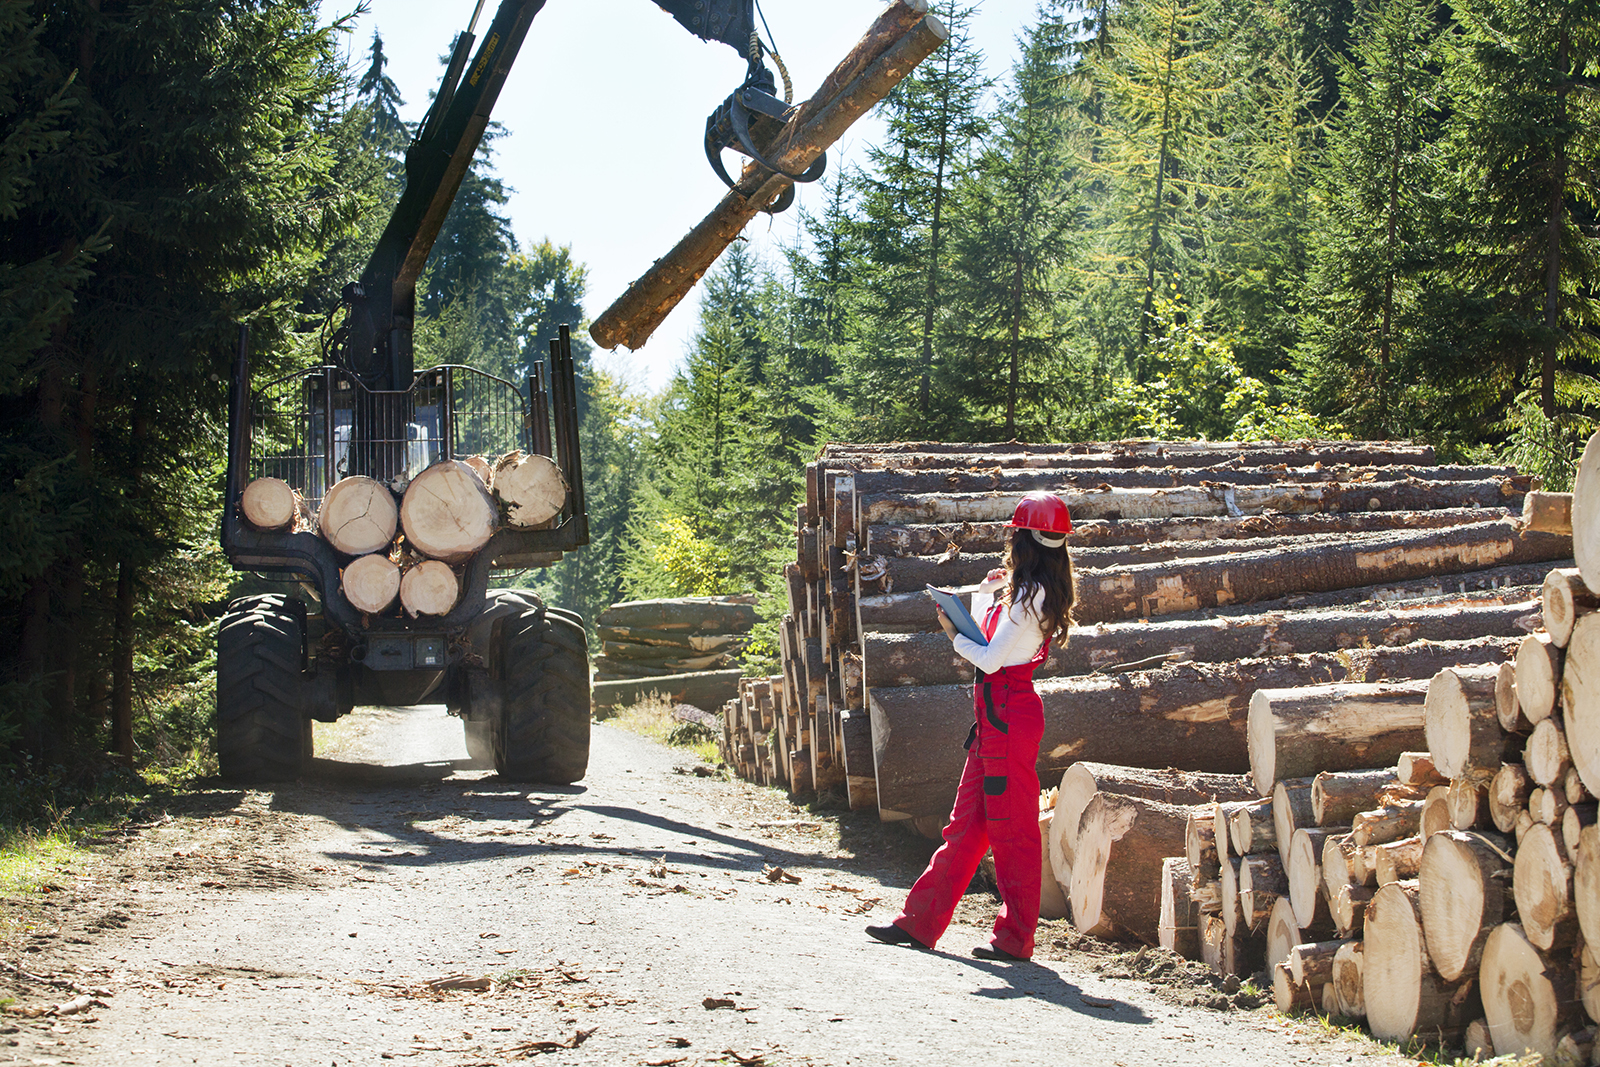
[{"x1": 1003, "y1": 527, "x2": 1076, "y2": 641}]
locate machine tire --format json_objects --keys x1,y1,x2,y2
[
  {"x1": 462, "y1": 718, "x2": 494, "y2": 764},
  {"x1": 217, "y1": 594, "x2": 310, "y2": 782},
  {"x1": 494, "y1": 604, "x2": 590, "y2": 783}
]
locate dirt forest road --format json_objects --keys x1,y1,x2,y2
[{"x1": 2, "y1": 707, "x2": 1416, "y2": 1067}]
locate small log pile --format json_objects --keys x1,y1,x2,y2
[
  {"x1": 239, "y1": 454, "x2": 566, "y2": 618},
  {"x1": 722, "y1": 438, "x2": 1566, "y2": 823},
  {"x1": 591, "y1": 596, "x2": 756, "y2": 712}
]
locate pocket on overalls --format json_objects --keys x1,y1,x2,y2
[{"x1": 979, "y1": 678, "x2": 1011, "y2": 820}]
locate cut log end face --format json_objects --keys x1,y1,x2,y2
[
  {"x1": 320, "y1": 476, "x2": 399, "y2": 556},
  {"x1": 1573, "y1": 430, "x2": 1600, "y2": 596},
  {"x1": 1576, "y1": 824, "x2": 1600, "y2": 948},
  {"x1": 400, "y1": 560, "x2": 460, "y2": 617},
  {"x1": 1418, "y1": 832, "x2": 1495, "y2": 982},
  {"x1": 1481, "y1": 923, "x2": 1568, "y2": 1060},
  {"x1": 401, "y1": 461, "x2": 498, "y2": 562},
  {"x1": 1424, "y1": 666, "x2": 1502, "y2": 780},
  {"x1": 494, "y1": 451, "x2": 569, "y2": 527},
  {"x1": 1363, "y1": 882, "x2": 1426, "y2": 1043},
  {"x1": 342, "y1": 553, "x2": 400, "y2": 614},
  {"x1": 1513, "y1": 823, "x2": 1573, "y2": 952},
  {"x1": 241, "y1": 476, "x2": 298, "y2": 530}
]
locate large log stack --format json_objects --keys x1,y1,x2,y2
[
  {"x1": 590, "y1": 596, "x2": 756, "y2": 714},
  {"x1": 721, "y1": 438, "x2": 1566, "y2": 826},
  {"x1": 239, "y1": 455, "x2": 565, "y2": 618}
]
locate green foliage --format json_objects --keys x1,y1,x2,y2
[{"x1": 623, "y1": 515, "x2": 731, "y2": 599}]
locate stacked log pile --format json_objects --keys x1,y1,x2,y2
[
  {"x1": 1163, "y1": 452, "x2": 1600, "y2": 1058},
  {"x1": 239, "y1": 454, "x2": 566, "y2": 618},
  {"x1": 723, "y1": 438, "x2": 1568, "y2": 824},
  {"x1": 590, "y1": 596, "x2": 755, "y2": 713}
]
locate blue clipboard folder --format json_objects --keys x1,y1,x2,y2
[{"x1": 926, "y1": 585, "x2": 989, "y2": 646}]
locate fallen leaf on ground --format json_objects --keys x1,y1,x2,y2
[
  {"x1": 426, "y1": 975, "x2": 492, "y2": 992},
  {"x1": 762, "y1": 866, "x2": 800, "y2": 884},
  {"x1": 702, "y1": 997, "x2": 736, "y2": 1010},
  {"x1": 479, "y1": 932, "x2": 500, "y2": 939},
  {"x1": 722, "y1": 1049, "x2": 766, "y2": 1065},
  {"x1": 668, "y1": 1037, "x2": 692, "y2": 1047}
]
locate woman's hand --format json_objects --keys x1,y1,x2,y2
[
  {"x1": 985, "y1": 567, "x2": 1006, "y2": 583},
  {"x1": 935, "y1": 605, "x2": 958, "y2": 640}
]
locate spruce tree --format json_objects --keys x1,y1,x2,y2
[
  {"x1": 1444, "y1": 0, "x2": 1600, "y2": 419},
  {"x1": 845, "y1": 0, "x2": 988, "y2": 435},
  {"x1": 1292, "y1": 0, "x2": 1450, "y2": 438},
  {"x1": 948, "y1": 4, "x2": 1082, "y2": 439}
]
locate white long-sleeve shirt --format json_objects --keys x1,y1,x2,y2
[{"x1": 952, "y1": 584, "x2": 1049, "y2": 675}]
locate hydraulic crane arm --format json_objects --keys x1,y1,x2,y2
[{"x1": 345, "y1": 0, "x2": 804, "y2": 391}]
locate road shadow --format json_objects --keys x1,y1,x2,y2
[{"x1": 964, "y1": 956, "x2": 1152, "y2": 1021}]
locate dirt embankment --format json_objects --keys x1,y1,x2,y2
[{"x1": 2, "y1": 706, "x2": 1409, "y2": 1066}]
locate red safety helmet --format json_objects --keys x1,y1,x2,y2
[{"x1": 1006, "y1": 491, "x2": 1072, "y2": 535}]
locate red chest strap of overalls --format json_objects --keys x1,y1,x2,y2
[{"x1": 982, "y1": 602, "x2": 1051, "y2": 666}]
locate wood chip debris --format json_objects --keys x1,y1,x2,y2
[
  {"x1": 496, "y1": 1027, "x2": 596, "y2": 1057},
  {"x1": 762, "y1": 866, "x2": 800, "y2": 884},
  {"x1": 702, "y1": 997, "x2": 737, "y2": 1010}
]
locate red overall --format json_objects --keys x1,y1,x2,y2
[{"x1": 892, "y1": 602, "x2": 1050, "y2": 957}]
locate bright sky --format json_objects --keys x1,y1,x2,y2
[{"x1": 347, "y1": 0, "x2": 1044, "y2": 393}]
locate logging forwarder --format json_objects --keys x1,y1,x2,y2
[{"x1": 216, "y1": 0, "x2": 836, "y2": 784}]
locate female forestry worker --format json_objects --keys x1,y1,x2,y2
[{"x1": 866, "y1": 490, "x2": 1075, "y2": 961}]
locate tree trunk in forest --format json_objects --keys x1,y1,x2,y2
[
  {"x1": 111, "y1": 560, "x2": 134, "y2": 762},
  {"x1": 590, "y1": 4, "x2": 947, "y2": 350}
]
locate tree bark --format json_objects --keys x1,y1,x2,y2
[
  {"x1": 319, "y1": 476, "x2": 398, "y2": 556},
  {"x1": 1248, "y1": 681, "x2": 1430, "y2": 796},
  {"x1": 590, "y1": 6, "x2": 948, "y2": 350},
  {"x1": 868, "y1": 637, "x2": 1517, "y2": 822},
  {"x1": 848, "y1": 463, "x2": 1518, "y2": 498},
  {"x1": 865, "y1": 601, "x2": 1534, "y2": 689},
  {"x1": 1240, "y1": 853, "x2": 1288, "y2": 933},
  {"x1": 1398, "y1": 751, "x2": 1448, "y2": 787},
  {"x1": 597, "y1": 597, "x2": 757, "y2": 633},
  {"x1": 1313, "y1": 768, "x2": 1405, "y2": 827},
  {"x1": 867, "y1": 505, "x2": 1509, "y2": 557},
  {"x1": 1374, "y1": 836, "x2": 1425, "y2": 887},
  {"x1": 590, "y1": 669, "x2": 743, "y2": 711},
  {"x1": 859, "y1": 477, "x2": 1537, "y2": 526},
  {"x1": 1425, "y1": 664, "x2": 1516, "y2": 781}
]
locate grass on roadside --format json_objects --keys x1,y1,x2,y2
[{"x1": 598, "y1": 693, "x2": 721, "y2": 765}]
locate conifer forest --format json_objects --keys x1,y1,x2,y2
[{"x1": 1, "y1": 0, "x2": 1597, "y2": 779}]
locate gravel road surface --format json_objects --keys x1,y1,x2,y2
[{"x1": 0, "y1": 705, "x2": 1415, "y2": 1066}]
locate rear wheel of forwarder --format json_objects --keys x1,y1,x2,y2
[
  {"x1": 494, "y1": 605, "x2": 590, "y2": 783},
  {"x1": 217, "y1": 594, "x2": 310, "y2": 782}
]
